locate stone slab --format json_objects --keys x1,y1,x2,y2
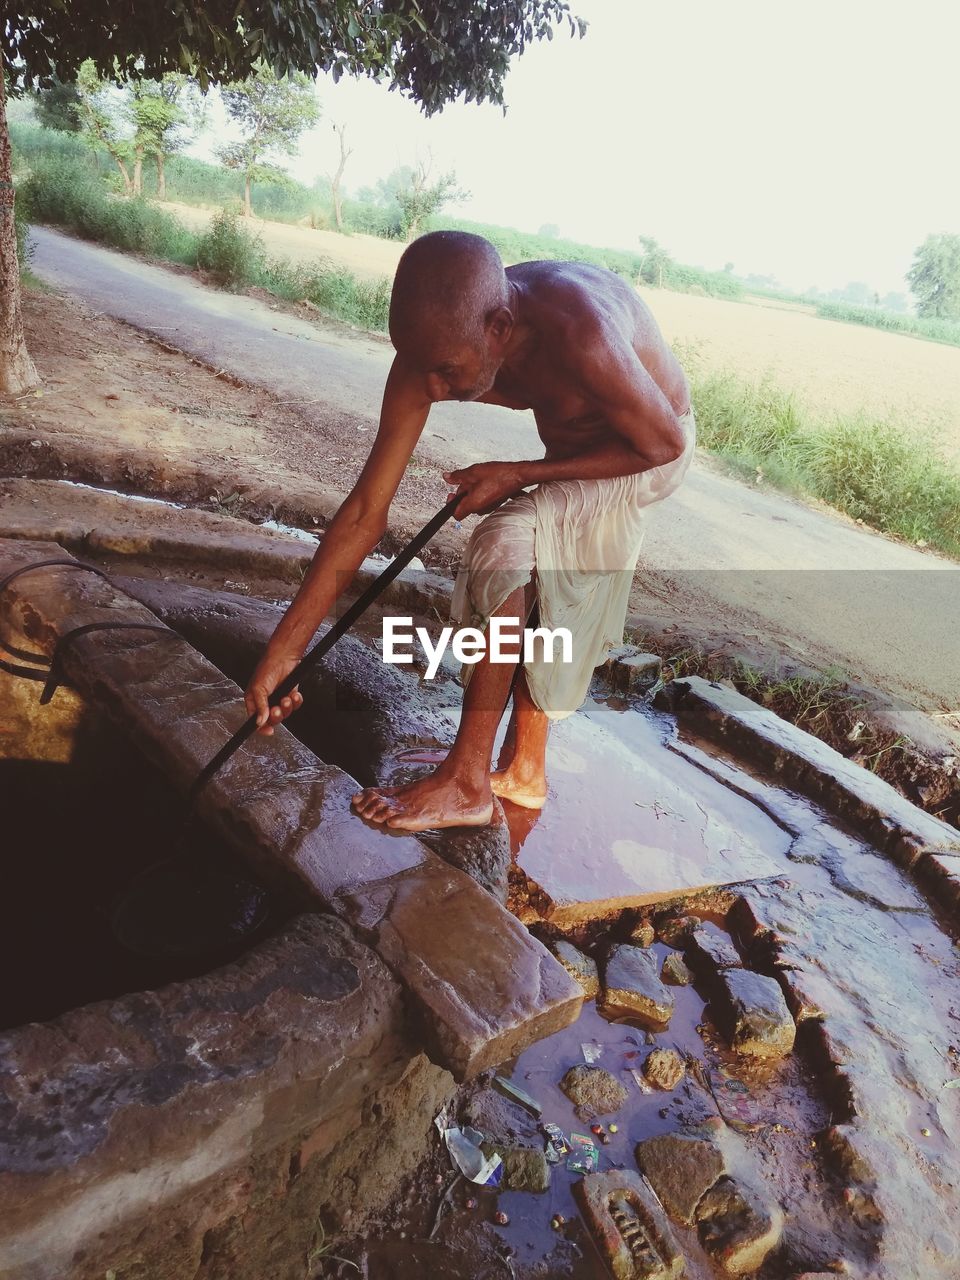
[
  {"x1": 576, "y1": 1169, "x2": 685, "y2": 1280},
  {"x1": 337, "y1": 858, "x2": 582, "y2": 1079},
  {"x1": 671, "y1": 676, "x2": 960, "y2": 862},
  {"x1": 0, "y1": 540, "x2": 580, "y2": 1081},
  {"x1": 635, "y1": 1132, "x2": 727, "y2": 1224}
]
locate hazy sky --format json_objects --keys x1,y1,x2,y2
[{"x1": 204, "y1": 0, "x2": 960, "y2": 296}]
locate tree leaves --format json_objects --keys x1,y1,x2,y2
[{"x1": 4, "y1": 1, "x2": 586, "y2": 115}]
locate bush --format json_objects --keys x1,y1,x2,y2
[
  {"x1": 21, "y1": 156, "x2": 197, "y2": 262},
  {"x1": 196, "y1": 209, "x2": 265, "y2": 287},
  {"x1": 815, "y1": 300, "x2": 960, "y2": 348},
  {"x1": 687, "y1": 355, "x2": 960, "y2": 558}
]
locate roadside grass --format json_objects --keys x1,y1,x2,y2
[
  {"x1": 685, "y1": 352, "x2": 960, "y2": 560},
  {"x1": 816, "y1": 300, "x2": 960, "y2": 348},
  {"x1": 21, "y1": 158, "x2": 390, "y2": 330}
]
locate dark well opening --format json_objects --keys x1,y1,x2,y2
[{"x1": 0, "y1": 727, "x2": 295, "y2": 1032}]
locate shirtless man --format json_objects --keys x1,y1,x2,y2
[{"x1": 245, "y1": 231, "x2": 693, "y2": 831}]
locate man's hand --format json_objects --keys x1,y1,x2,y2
[
  {"x1": 443, "y1": 462, "x2": 527, "y2": 518},
  {"x1": 244, "y1": 646, "x2": 304, "y2": 736}
]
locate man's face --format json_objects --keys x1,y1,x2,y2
[{"x1": 413, "y1": 335, "x2": 502, "y2": 403}]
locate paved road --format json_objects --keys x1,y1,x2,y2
[{"x1": 30, "y1": 227, "x2": 959, "y2": 712}]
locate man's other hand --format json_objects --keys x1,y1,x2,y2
[
  {"x1": 244, "y1": 648, "x2": 304, "y2": 735},
  {"x1": 443, "y1": 462, "x2": 526, "y2": 518}
]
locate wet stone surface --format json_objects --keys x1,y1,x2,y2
[{"x1": 635, "y1": 1133, "x2": 728, "y2": 1225}]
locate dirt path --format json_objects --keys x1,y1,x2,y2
[{"x1": 10, "y1": 230, "x2": 960, "y2": 727}]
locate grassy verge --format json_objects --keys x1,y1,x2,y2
[
  {"x1": 686, "y1": 352, "x2": 960, "y2": 559},
  {"x1": 21, "y1": 157, "x2": 391, "y2": 330},
  {"x1": 815, "y1": 300, "x2": 960, "y2": 348}
]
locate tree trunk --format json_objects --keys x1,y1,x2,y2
[
  {"x1": 244, "y1": 174, "x2": 252, "y2": 217},
  {"x1": 333, "y1": 189, "x2": 343, "y2": 232},
  {"x1": 115, "y1": 154, "x2": 133, "y2": 195},
  {"x1": 157, "y1": 151, "x2": 166, "y2": 201},
  {"x1": 132, "y1": 147, "x2": 143, "y2": 197},
  {"x1": 0, "y1": 62, "x2": 39, "y2": 395}
]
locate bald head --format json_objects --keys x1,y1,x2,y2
[{"x1": 390, "y1": 231, "x2": 510, "y2": 353}]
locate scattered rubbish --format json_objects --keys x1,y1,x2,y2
[
  {"x1": 494, "y1": 1210, "x2": 510, "y2": 1226},
  {"x1": 581, "y1": 1040, "x2": 604, "y2": 1064},
  {"x1": 601, "y1": 1133, "x2": 611, "y2": 1145},
  {"x1": 542, "y1": 1122, "x2": 569, "y2": 1163},
  {"x1": 465, "y1": 1197, "x2": 478, "y2": 1211},
  {"x1": 492, "y1": 1075, "x2": 542, "y2": 1117},
  {"x1": 707, "y1": 1069, "x2": 771, "y2": 1133},
  {"x1": 441, "y1": 1124, "x2": 503, "y2": 1186},
  {"x1": 920, "y1": 1127, "x2": 931, "y2": 1137},
  {"x1": 942, "y1": 1079, "x2": 960, "y2": 1092},
  {"x1": 590, "y1": 1124, "x2": 604, "y2": 1136},
  {"x1": 551, "y1": 1214, "x2": 567, "y2": 1230},
  {"x1": 629, "y1": 1067, "x2": 654, "y2": 1095},
  {"x1": 609, "y1": 1124, "x2": 619, "y2": 1134},
  {"x1": 566, "y1": 1133, "x2": 600, "y2": 1174}
]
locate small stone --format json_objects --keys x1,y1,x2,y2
[
  {"x1": 466, "y1": 1198, "x2": 478, "y2": 1210},
  {"x1": 601, "y1": 1133, "x2": 611, "y2": 1145},
  {"x1": 661, "y1": 954, "x2": 693, "y2": 986},
  {"x1": 685, "y1": 926, "x2": 743, "y2": 975},
  {"x1": 713, "y1": 969, "x2": 796, "y2": 1059},
  {"x1": 636, "y1": 1132, "x2": 728, "y2": 1224},
  {"x1": 643, "y1": 1048, "x2": 686, "y2": 1091},
  {"x1": 657, "y1": 914, "x2": 698, "y2": 948},
  {"x1": 495, "y1": 1210, "x2": 510, "y2": 1225},
  {"x1": 921, "y1": 1127, "x2": 931, "y2": 1137},
  {"x1": 630, "y1": 918, "x2": 656, "y2": 947},
  {"x1": 560, "y1": 1065, "x2": 629, "y2": 1118},
  {"x1": 552, "y1": 940, "x2": 600, "y2": 998},
  {"x1": 696, "y1": 1176, "x2": 783, "y2": 1274},
  {"x1": 600, "y1": 944, "x2": 674, "y2": 1029},
  {"x1": 434, "y1": 1173, "x2": 444, "y2": 1185}
]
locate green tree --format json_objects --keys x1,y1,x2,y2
[
  {"x1": 1, "y1": 0, "x2": 583, "y2": 393},
  {"x1": 218, "y1": 64, "x2": 320, "y2": 216},
  {"x1": 637, "y1": 236, "x2": 673, "y2": 288},
  {"x1": 130, "y1": 75, "x2": 201, "y2": 199},
  {"x1": 76, "y1": 59, "x2": 134, "y2": 194},
  {"x1": 907, "y1": 233, "x2": 960, "y2": 320},
  {"x1": 395, "y1": 156, "x2": 467, "y2": 240},
  {"x1": 34, "y1": 79, "x2": 82, "y2": 132}
]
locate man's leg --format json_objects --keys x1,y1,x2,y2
[
  {"x1": 490, "y1": 668, "x2": 549, "y2": 809},
  {"x1": 351, "y1": 585, "x2": 527, "y2": 832}
]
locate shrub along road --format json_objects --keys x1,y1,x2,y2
[{"x1": 26, "y1": 224, "x2": 960, "y2": 722}]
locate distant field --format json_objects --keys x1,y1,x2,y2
[{"x1": 167, "y1": 202, "x2": 960, "y2": 455}]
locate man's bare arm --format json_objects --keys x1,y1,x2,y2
[
  {"x1": 245, "y1": 355, "x2": 431, "y2": 730},
  {"x1": 446, "y1": 332, "x2": 689, "y2": 516}
]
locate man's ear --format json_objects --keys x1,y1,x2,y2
[{"x1": 485, "y1": 306, "x2": 514, "y2": 348}]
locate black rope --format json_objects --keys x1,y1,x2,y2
[
  {"x1": 188, "y1": 495, "x2": 460, "y2": 803},
  {"x1": 40, "y1": 621, "x2": 181, "y2": 704},
  {"x1": 0, "y1": 559, "x2": 114, "y2": 667}
]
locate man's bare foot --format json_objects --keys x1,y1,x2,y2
[
  {"x1": 490, "y1": 767, "x2": 548, "y2": 810},
  {"x1": 351, "y1": 772, "x2": 494, "y2": 832}
]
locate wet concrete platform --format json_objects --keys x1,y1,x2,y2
[{"x1": 501, "y1": 696, "x2": 788, "y2": 925}]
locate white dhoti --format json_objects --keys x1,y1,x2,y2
[{"x1": 450, "y1": 407, "x2": 696, "y2": 719}]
